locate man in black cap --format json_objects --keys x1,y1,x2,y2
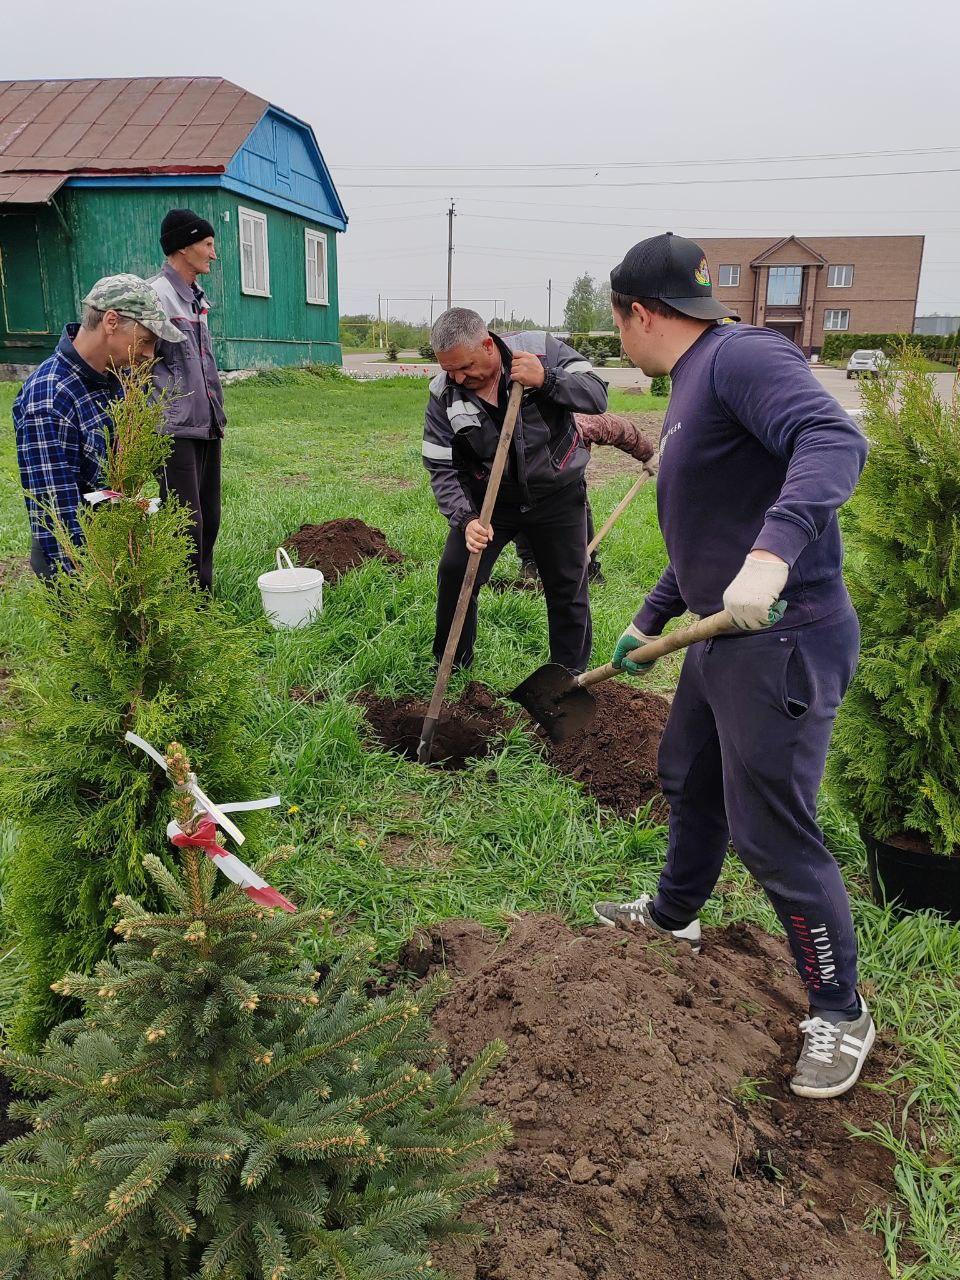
[
  {"x1": 592, "y1": 233, "x2": 875, "y2": 1101},
  {"x1": 149, "y1": 208, "x2": 226, "y2": 591}
]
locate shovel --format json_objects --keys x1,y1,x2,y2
[
  {"x1": 417, "y1": 380, "x2": 525, "y2": 765},
  {"x1": 586, "y1": 453, "x2": 659, "y2": 556},
  {"x1": 510, "y1": 609, "x2": 737, "y2": 743}
]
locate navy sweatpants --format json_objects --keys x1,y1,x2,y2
[{"x1": 653, "y1": 606, "x2": 861, "y2": 1013}]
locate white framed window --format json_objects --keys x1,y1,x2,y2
[
  {"x1": 238, "y1": 206, "x2": 270, "y2": 296},
  {"x1": 305, "y1": 228, "x2": 328, "y2": 305},
  {"x1": 718, "y1": 264, "x2": 740, "y2": 288},
  {"x1": 827, "y1": 264, "x2": 854, "y2": 288},
  {"x1": 824, "y1": 308, "x2": 850, "y2": 331}
]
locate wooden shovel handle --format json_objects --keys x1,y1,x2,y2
[
  {"x1": 422, "y1": 381, "x2": 525, "y2": 725},
  {"x1": 576, "y1": 610, "x2": 736, "y2": 689},
  {"x1": 586, "y1": 456, "x2": 658, "y2": 556}
]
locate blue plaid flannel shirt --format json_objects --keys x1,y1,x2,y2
[{"x1": 12, "y1": 325, "x2": 122, "y2": 567}]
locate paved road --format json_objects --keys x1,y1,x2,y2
[{"x1": 342, "y1": 351, "x2": 956, "y2": 411}]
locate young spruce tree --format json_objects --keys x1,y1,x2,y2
[
  {"x1": 828, "y1": 346, "x2": 960, "y2": 852},
  {"x1": 1, "y1": 365, "x2": 268, "y2": 1046},
  {"x1": 0, "y1": 744, "x2": 507, "y2": 1278}
]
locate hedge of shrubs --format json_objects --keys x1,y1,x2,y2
[
  {"x1": 821, "y1": 332, "x2": 960, "y2": 363},
  {"x1": 566, "y1": 334, "x2": 622, "y2": 366}
]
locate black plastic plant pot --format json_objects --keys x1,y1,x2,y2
[{"x1": 865, "y1": 832, "x2": 960, "y2": 922}]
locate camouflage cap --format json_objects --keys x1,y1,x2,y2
[{"x1": 82, "y1": 274, "x2": 184, "y2": 343}]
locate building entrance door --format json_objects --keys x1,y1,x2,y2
[
  {"x1": 0, "y1": 215, "x2": 49, "y2": 334},
  {"x1": 765, "y1": 321, "x2": 799, "y2": 346}
]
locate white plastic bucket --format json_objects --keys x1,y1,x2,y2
[{"x1": 257, "y1": 547, "x2": 324, "y2": 629}]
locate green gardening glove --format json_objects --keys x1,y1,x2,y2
[{"x1": 611, "y1": 622, "x2": 659, "y2": 675}]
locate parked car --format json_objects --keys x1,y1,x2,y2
[{"x1": 846, "y1": 349, "x2": 888, "y2": 379}]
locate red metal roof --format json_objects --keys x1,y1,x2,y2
[
  {"x1": 0, "y1": 77, "x2": 268, "y2": 179},
  {"x1": 0, "y1": 171, "x2": 66, "y2": 204}
]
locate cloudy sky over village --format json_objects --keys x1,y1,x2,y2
[{"x1": 9, "y1": 0, "x2": 960, "y2": 325}]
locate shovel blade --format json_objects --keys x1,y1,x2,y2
[
  {"x1": 509, "y1": 662, "x2": 598, "y2": 743},
  {"x1": 417, "y1": 716, "x2": 438, "y2": 766}
]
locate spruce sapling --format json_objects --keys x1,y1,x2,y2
[{"x1": 0, "y1": 743, "x2": 508, "y2": 1278}]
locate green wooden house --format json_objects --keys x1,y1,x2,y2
[{"x1": 0, "y1": 77, "x2": 347, "y2": 370}]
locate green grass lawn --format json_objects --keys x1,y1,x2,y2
[{"x1": 0, "y1": 370, "x2": 957, "y2": 1274}]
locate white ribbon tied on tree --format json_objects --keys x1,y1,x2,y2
[{"x1": 124, "y1": 731, "x2": 294, "y2": 912}]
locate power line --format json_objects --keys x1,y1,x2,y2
[
  {"x1": 456, "y1": 195, "x2": 960, "y2": 217},
  {"x1": 332, "y1": 144, "x2": 960, "y2": 173},
  {"x1": 338, "y1": 165, "x2": 960, "y2": 191},
  {"x1": 463, "y1": 212, "x2": 933, "y2": 233}
]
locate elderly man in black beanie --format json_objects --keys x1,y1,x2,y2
[{"x1": 149, "y1": 208, "x2": 226, "y2": 591}]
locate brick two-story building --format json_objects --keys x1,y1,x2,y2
[{"x1": 695, "y1": 235, "x2": 924, "y2": 355}]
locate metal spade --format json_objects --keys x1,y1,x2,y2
[{"x1": 510, "y1": 609, "x2": 738, "y2": 743}]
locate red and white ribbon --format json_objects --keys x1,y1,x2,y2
[
  {"x1": 85, "y1": 489, "x2": 161, "y2": 514},
  {"x1": 124, "y1": 731, "x2": 294, "y2": 913}
]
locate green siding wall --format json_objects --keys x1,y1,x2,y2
[
  {"x1": 211, "y1": 191, "x2": 341, "y2": 370},
  {"x1": 0, "y1": 203, "x2": 76, "y2": 364},
  {"x1": 1, "y1": 186, "x2": 341, "y2": 370}
]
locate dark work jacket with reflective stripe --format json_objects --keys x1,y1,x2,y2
[{"x1": 421, "y1": 331, "x2": 608, "y2": 528}]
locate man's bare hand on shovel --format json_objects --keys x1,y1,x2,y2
[
  {"x1": 510, "y1": 351, "x2": 546, "y2": 389},
  {"x1": 465, "y1": 518, "x2": 494, "y2": 554}
]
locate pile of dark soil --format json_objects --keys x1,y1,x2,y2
[
  {"x1": 283, "y1": 518, "x2": 404, "y2": 583},
  {"x1": 544, "y1": 682, "x2": 670, "y2": 816},
  {"x1": 426, "y1": 915, "x2": 897, "y2": 1280},
  {"x1": 360, "y1": 681, "x2": 511, "y2": 769}
]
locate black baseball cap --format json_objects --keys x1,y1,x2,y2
[{"x1": 610, "y1": 232, "x2": 736, "y2": 321}]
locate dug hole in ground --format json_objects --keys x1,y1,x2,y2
[{"x1": 360, "y1": 679, "x2": 670, "y2": 812}]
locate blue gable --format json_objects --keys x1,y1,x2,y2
[{"x1": 224, "y1": 107, "x2": 347, "y2": 232}]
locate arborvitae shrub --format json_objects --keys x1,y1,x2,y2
[
  {"x1": 650, "y1": 375, "x2": 671, "y2": 397},
  {"x1": 1, "y1": 365, "x2": 269, "y2": 1046},
  {"x1": 828, "y1": 346, "x2": 960, "y2": 853},
  {"x1": 0, "y1": 744, "x2": 507, "y2": 1277}
]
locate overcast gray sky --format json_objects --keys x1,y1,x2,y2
[{"x1": 9, "y1": 0, "x2": 960, "y2": 324}]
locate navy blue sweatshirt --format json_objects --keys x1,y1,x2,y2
[{"x1": 635, "y1": 324, "x2": 868, "y2": 636}]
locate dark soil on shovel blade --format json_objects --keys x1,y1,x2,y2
[
  {"x1": 360, "y1": 682, "x2": 511, "y2": 769},
  {"x1": 544, "y1": 681, "x2": 671, "y2": 817},
  {"x1": 425, "y1": 915, "x2": 900, "y2": 1280},
  {"x1": 283, "y1": 517, "x2": 404, "y2": 583}
]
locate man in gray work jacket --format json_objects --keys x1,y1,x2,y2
[
  {"x1": 422, "y1": 307, "x2": 608, "y2": 672},
  {"x1": 149, "y1": 208, "x2": 226, "y2": 591}
]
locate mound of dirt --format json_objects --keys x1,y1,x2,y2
[
  {"x1": 427, "y1": 915, "x2": 896, "y2": 1280},
  {"x1": 545, "y1": 682, "x2": 670, "y2": 816},
  {"x1": 360, "y1": 681, "x2": 510, "y2": 769},
  {"x1": 283, "y1": 518, "x2": 404, "y2": 583}
]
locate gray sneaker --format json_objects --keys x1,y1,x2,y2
[
  {"x1": 592, "y1": 892, "x2": 702, "y2": 954},
  {"x1": 790, "y1": 1001, "x2": 876, "y2": 1099}
]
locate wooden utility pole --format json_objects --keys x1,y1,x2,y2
[
  {"x1": 446, "y1": 199, "x2": 455, "y2": 310},
  {"x1": 377, "y1": 293, "x2": 383, "y2": 349},
  {"x1": 547, "y1": 278, "x2": 552, "y2": 331}
]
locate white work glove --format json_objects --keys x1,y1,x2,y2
[
  {"x1": 722, "y1": 553, "x2": 789, "y2": 631},
  {"x1": 612, "y1": 622, "x2": 659, "y2": 673}
]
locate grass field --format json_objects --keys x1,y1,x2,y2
[{"x1": 0, "y1": 369, "x2": 957, "y2": 1275}]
